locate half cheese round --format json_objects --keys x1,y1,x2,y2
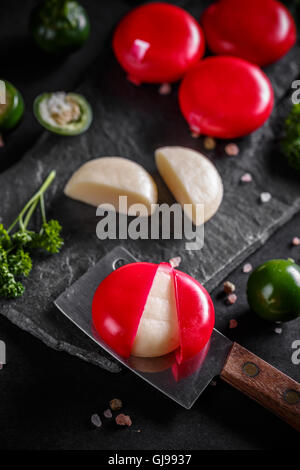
[
  {"x1": 64, "y1": 157, "x2": 158, "y2": 215},
  {"x1": 155, "y1": 146, "x2": 223, "y2": 225}
]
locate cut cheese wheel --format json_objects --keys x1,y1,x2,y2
[
  {"x1": 131, "y1": 263, "x2": 180, "y2": 357},
  {"x1": 64, "y1": 157, "x2": 158, "y2": 215},
  {"x1": 155, "y1": 146, "x2": 223, "y2": 225},
  {"x1": 92, "y1": 261, "x2": 215, "y2": 363},
  {"x1": 128, "y1": 353, "x2": 175, "y2": 373}
]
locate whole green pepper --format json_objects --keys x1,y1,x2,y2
[
  {"x1": 30, "y1": 0, "x2": 90, "y2": 54},
  {"x1": 0, "y1": 80, "x2": 24, "y2": 132},
  {"x1": 247, "y1": 259, "x2": 300, "y2": 322}
]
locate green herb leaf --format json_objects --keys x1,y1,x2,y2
[
  {"x1": 8, "y1": 249, "x2": 32, "y2": 277},
  {"x1": 12, "y1": 230, "x2": 33, "y2": 248},
  {"x1": 282, "y1": 103, "x2": 300, "y2": 170},
  {"x1": 37, "y1": 219, "x2": 64, "y2": 254},
  {"x1": 0, "y1": 224, "x2": 12, "y2": 249},
  {"x1": 0, "y1": 171, "x2": 63, "y2": 300},
  {"x1": 0, "y1": 279, "x2": 25, "y2": 299}
]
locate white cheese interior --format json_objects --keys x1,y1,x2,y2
[
  {"x1": 64, "y1": 157, "x2": 158, "y2": 215},
  {"x1": 155, "y1": 146, "x2": 223, "y2": 225},
  {"x1": 131, "y1": 266, "x2": 180, "y2": 357}
]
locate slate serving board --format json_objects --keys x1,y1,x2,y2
[{"x1": 1, "y1": 0, "x2": 300, "y2": 373}]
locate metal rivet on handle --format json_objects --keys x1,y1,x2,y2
[
  {"x1": 243, "y1": 362, "x2": 260, "y2": 377},
  {"x1": 112, "y1": 258, "x2": 128, "y2": 270},
  {"x1": 283, "y1": 389, "x2": 300, "y2": 405}
]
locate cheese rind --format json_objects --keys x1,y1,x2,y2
[
  {"x1": 64, "y1": 157, "x2": 158, "y2": 215},
  {"x1": 155, "y1": 146, "x2": 223, "y2": 225},
  {"x1": 131, "y1": 265, "x2": 180, "y2": 357}
]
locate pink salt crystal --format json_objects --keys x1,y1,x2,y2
[
  {"x1": 115, "y1": 413, "x2": 132, "y2": 427},
  {"x1": 227, "y1": 293, "x2": 237, "y2": 305},
  {"x1": 223, "y1": 280, "x2": 235, "y2": 294},
  {"x1": 203, "y1": 136, "x2": 216, "y2": 150},
  {"x1": 260, "y1": 192, "x2": 271, "y2": 203},
  {"x1": 103, "y1": 409, "x2": 112, "y2": 419},
  {"x1": 109, "y1": 398, "x2": 122, "y2": 411},
  {"x1": 158, "y1": 83, "x2": 171, "y2": 95},
  {"x1": 169, "y1": 256, "x2": 181, "y2": 268},
  {"x1": 243, "y1": 263, "x2": 252, "y2": 273},
  {"x1": 191, "y1": 131, "x2": 200, "y2": 139},
  {"x1": 229, "y1": 319, "x2": 238, "y2": 329},
  {"x1": 91, "y1": 413, "x2": 102, "y2": 428},
  {"x1": 225, "y1": 143, "x2": 239, "y2": 156},
  {"x1": 292, "y1": 237, "x2": 300, "y2": 246},
  {"x1": 241, "y1": 173, "x2": 252, "y2": 183}
]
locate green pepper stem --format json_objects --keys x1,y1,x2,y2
[
  {"x1": 7, "y1": 170, "x2": 56, "y2": 233},
  {"x1": 40, "y1": 193, "x2": 47, "y2": 225},
  {"x1": 23, "y1": 198, "x2": 39, "y2": 230}
]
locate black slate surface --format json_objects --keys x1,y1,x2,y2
[
  {"x1": 0, "y1": 0, "x2": 300, "y2": 449},
  {"x1": 1, "y1": 0, "x2": 300, "y2": 372},
  {"x1": 1, "y1": 211, "x2": 300, "y2": 450},
  {"x1": 0, "y1": 0, "x2": 130, "y2": 172}
]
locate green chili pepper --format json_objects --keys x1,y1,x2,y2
[
  {"x1": 30, "y1": 0, "x2": 90, "y2": 54},
  {"x1": 33, "y1": 91, "x2": 92, "y2": 135},
  {"x1": 247, "y1": 259, "x2": 300, "y2": 322},
  {"x1": 0, "y1": 80, "x2": 24, "y2": 132}
]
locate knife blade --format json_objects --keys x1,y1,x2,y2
[{"x1": 54, "y1": 246, "x2": 300, "y2": 431}]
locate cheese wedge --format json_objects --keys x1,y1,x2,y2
[
  {"x1": 131, "y1": 265, "x2": 179, "y2": 357},
  {"x1": 64, "y1": 157, "x2": 158, "y2": 215},
  {"x1": 155, "y1": 146, "x2": 223, "y2": 225}
]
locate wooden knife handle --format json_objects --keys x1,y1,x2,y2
[{"x1": 220, "y1": 342, "x2": 300, "y2": 432}]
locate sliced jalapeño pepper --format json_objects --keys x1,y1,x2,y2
[{"x1": 33, "y1": 91, "x2": 92, "y2": 135}]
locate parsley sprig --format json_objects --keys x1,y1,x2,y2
[
  {"x1": 0, "y1": 170, "x2": 63, "y2": 299},
  {"x1": 282, "y1": 103, "x2": 300, "y2": 171}
]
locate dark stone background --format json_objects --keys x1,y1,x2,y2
[{"x1": 0, "y1": 0, "x2": 299, "y2": 450}]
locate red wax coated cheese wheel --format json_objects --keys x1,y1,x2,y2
[
  {"x1": 179, "y1": 56, "x2": 274, "y2": 139},
  {"x1": 92, "y1": 262, "x2": 215, "y2": 363},
  {"x1": 201, "y1": 0, "x2": 296, "y2": 67},
  {"x1": 112, "y1": 2, "x2": 205, "y2": 84}
]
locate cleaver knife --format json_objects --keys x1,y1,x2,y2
[{"x1": 54, "y1": 247, "x2": 300, "y2": 432}]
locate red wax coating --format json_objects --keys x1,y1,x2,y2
[
  {"x1": 201, "y1": 0, "x2": 296, "y2": 67},
  {"x1": 92, "y1": 262, "x2": 159, "y2": 357},
  {"x1": 179, "y1": 56, "x2": 274, "y2": 139},
  {"x1": 112, "y1": 2, "x2": 205, "y2": 84},
  {"x1": 92, "y1": 262, "x2": 215, "y2": 363},
  {"x1": 173, "y1": 269, "x2": 214, "y2": 364},
  {"x1": 172, "y1": 339, "x2": 211, "y2": 382}
]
